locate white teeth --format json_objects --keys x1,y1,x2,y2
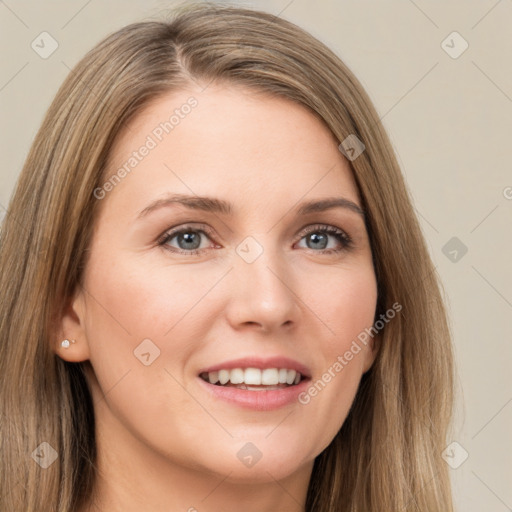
[
  {"x1": 286, "y1": 370, "x2": 296, "y2": 385},
  {"x1": 261, "y1": 368, "x2": 279, "y2": 385},
  {"x1": 230, "y1": 368, "x2": 245, "y2": 384},
  {"x1": 218, "y1": 369, "x2": 230, "y2": 385},
  {"x1": 244, "y1": 368, "x2": 261, "y2": 385},
  {"x1": 202, "y1": 367, "x2": 303, "y2": 387}
]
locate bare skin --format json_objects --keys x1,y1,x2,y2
[{"x1": 56, "y1": 83, "x2": 379, "y2": 512}]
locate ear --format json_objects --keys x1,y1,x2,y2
[
  {"x1": 52, "y1": 288, "x2": 91, "y2": 362},
  {"x1": 361, "y1": 332, "x2": 381, "y2": 374}
]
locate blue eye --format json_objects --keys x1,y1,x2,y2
[
  {"x1": 159, "y1": 225, "x2": 214, "y2": 255},
  {"x1": 296, "y1": 224, "x2": 353, "y2": 253},
  {"x1": 158, "y1": 223, "x2": 353, "y2": 255}
]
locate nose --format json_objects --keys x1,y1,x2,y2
[{"x1": 224, "y1": 239, "x2": 300, "y2": 333}]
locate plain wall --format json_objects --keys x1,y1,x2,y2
[{"x1": 1, "y1": 1, "x2": 511, "y2": 510}]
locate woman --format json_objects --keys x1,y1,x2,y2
[{"x1": 0, "y1": 3, "x2": 454, "y2": 511}]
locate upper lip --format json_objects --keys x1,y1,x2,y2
[{"x1": 199, "y1": 356, "x2": 311, "y2": 379}]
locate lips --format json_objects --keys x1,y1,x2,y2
[{"x1": 197, "y1": 356, "x2": 311, "y2": 410}]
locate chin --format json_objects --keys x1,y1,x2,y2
[{"x1": 196, "y1": 440, "x2": 313, "y2": 483}]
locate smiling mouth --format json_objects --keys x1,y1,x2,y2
[{"x1": 199, "y1": 367, "x2": 305, "y2": 391}]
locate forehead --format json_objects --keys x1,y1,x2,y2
[{"x1": 101, "y1": 84, "x2": 361, "y2": 217}]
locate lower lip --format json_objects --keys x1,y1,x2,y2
[{"x1": 197, "y1": 376, "x2": 310, "y2": 411}]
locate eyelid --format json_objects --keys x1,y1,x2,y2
[
  {"x1": 297, "y1": 223, "x2": 350, "y2": 239},
  {"x1": 157, "y1": 222, "x2": 215, "y2": 244}
]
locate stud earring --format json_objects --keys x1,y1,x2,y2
[{"x1": 61, "y1": 339, "x2": 76, "y2": 348}]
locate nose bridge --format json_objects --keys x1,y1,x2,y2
[{"x1": 228, "y1": 234, "x2": 298, "y2": 329}]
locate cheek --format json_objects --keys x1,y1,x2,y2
[
  {"x1": 81, "y1": 251, "x2": 225, "y2": 385},
  {"x1": 84, "y1": 248, "x2": 217, "y2": 338},
  {"x1": 304, "y1": 262, "x2": 378, "y2": 351},
  {"x1": 326, "y1": 267, "x2": 378, "y2": 382},
  {"x1": 81, "y1": 255, "x2": 215, "y2": 454},
  {"x1": 332, "y1": 275, "x2": 377, "y2": 352},
  {"x1": 294, "y1": 264, "x2": 377, "y2": 440}
]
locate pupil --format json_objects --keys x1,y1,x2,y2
[
  {"x1": 308, "y1": 232, "x2": 327, "y2": 250},
  {"x1": 179, "y1": 232, "x2": 200, "y2": 250}
]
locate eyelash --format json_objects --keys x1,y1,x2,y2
[{"x1": 157, "y1": 223, "x2": 353, "y2": 256}]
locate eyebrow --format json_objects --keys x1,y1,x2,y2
[{"x1": 136, "y1": 193, "x2": 365, "y2": 219}]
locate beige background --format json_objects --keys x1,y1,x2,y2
[{"x1": 1, "y1": 0, "x2": 511, "y2": 510}]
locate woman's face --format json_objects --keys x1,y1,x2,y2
[{"x1": 60, "y1": 84, "x2": 378, "y2": 487}]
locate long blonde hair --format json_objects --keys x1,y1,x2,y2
[{"x1": 0, "y1": 3, "x2": 454, "y2": 511}]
